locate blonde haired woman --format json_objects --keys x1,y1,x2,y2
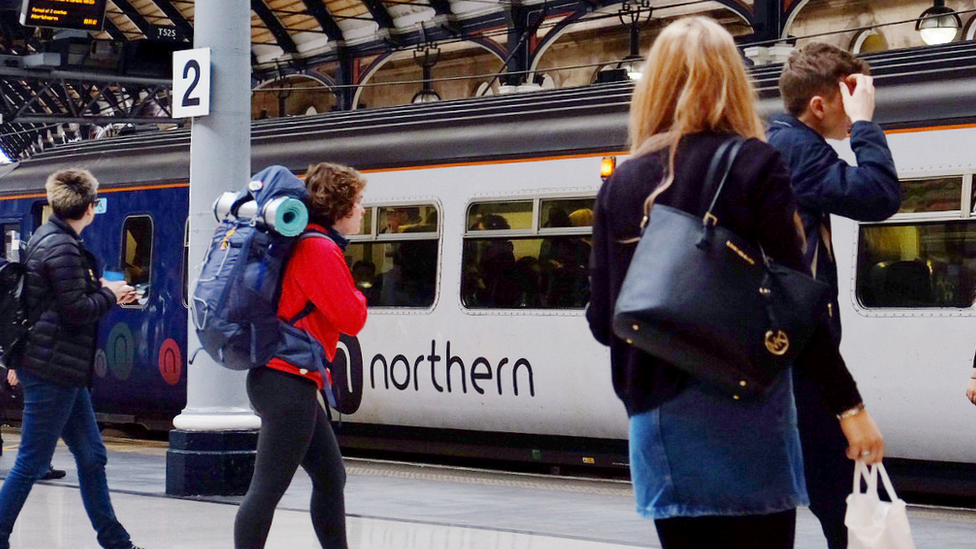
[{"x1": 586, "y1": 17, "x2": 884, "y2": 548}]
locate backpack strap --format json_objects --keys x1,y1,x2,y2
[
  {"x1": 284, "y1": 229, "x2": 341, "y2": 411},
  {"x1": 20, "y1": 232, "x2": 59, "y2": 326},
  {"x1": 285, "y1": 230, "x2": 335, "y2": 326}
]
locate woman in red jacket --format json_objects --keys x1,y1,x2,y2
[{"x1": 235, "y1": 162, "x2": 367, "y2": 549}]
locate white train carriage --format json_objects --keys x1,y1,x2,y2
[{"x1": 1, "y1": 42, "x2": 975, "y2": 496}]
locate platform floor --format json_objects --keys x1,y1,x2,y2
[{"x1": 0, "y1": 429, "x2": 974, "y2": 549}]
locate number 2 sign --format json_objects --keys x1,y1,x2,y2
[{"x1": 173, "y1": 48, "x2": 211, "y2": 118}]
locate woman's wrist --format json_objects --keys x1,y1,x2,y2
[{"x1": 836, "y1": 402, "x2": 865, "y2": 421}]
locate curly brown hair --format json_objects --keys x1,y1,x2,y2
[
  {"x1": 779, "y1": 43, "x2": 870, "y2": 117},
  {"x1": 304, "y1": 162, "x2": 366, "y2": 226}
]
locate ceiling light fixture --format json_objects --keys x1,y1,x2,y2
[
  {"x1": 916, "y1": 0, "x2": 961, "y2": 45},
  {"x1": 618, "y1": 0, "x2": 652, "y2": 80}
]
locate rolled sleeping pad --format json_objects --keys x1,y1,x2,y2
[{"x1": 213, "y1": 192, "x2": 309, "y2": 236}]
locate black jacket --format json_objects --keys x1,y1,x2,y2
[
  {"x1": 18, "y1": 215, "x2": 116, "y2": 387},
  {"x1": 586, "y1": 132, "x2": 861, "y2": 417},
  {"x1": 767, "y1": 115, "x2": 900, "y2": 340}
]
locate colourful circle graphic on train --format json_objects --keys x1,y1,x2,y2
[
  {"x1": 94, "y1": 349, "x2": 108, "y2": 378},
  {"x1": 158, "y1": 338, "x2": 182, "y2": 386},
  {"x1": 106, "y1": 323, "x2": 135, "y2": 381}
]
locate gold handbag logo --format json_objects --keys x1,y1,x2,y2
[
  {"x1": 765, "y1": 330, "x2": 789, "y2": 355},
  {"x1": 725, "y1": 241, "x2": 755, "y2": 265}
]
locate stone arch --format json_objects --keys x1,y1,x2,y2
[
  {"x1": 528, "y1": 0, "x2": 755, "y2": 85},
  {"x1": 782, "y1": 0, "x2": 813, "y2": 39},
  {"x1": 528, "y1": 9, "x2": 588, "y2": 74},
  {"x1": 850, "y1": 29, "x2": 889, "y2": 54},
  {"x1": 352, "y1": 39, "x2": 507, "y2": 109},
  {"x1": 251, "y1": 73, "x2": 334, "y2": 119}
]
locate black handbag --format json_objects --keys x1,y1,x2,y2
[{"x1": 612, "y1": 138, "x2": 830, "y2": 401}]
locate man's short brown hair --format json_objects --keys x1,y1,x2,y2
[
  {"x1": 304, "y1": 162, "x2": 366, "y2": 226},
  {"x1": 45, "y1": 168, "x2": 99, "y2": 220},
  {"x1": 779, "y1": 43, "x2": 871, "y2": 117}
]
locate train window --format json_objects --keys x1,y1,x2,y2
[
  {"x1": 855, "y1": 175, "x2": 976, "y2": 310},
  {"x1": 856, "y1": 220, "x2": 976, "y2": 308},
  {"x1": 359, "y1": 207, "x2": 373, "y2": 235},
  {"x1": 898, "y1": 177, "x2": 962, "y2": 214},
  {"x1": 34, "y1": 203, "x2": 53, "y2": 227},
  {"x1": 462, "y1": 197, "x2": 594, "y2": 310},
  {"x1": 2, "y1": 223, "x2": 20, "y2": 262},
  {"x1": 378, "y1": 205, "x2": 436, "y2": 234},
  {"x1": 540, "y1": 198, "x2": 594, "y2": 229},
  {"x1": 120, "y1": 216, "x2": 153, "y2": 307},
  {"x1": 467, "y1": 201, "x2": 533, "y2": 231},
  {"x1": 346, "y1": 204, "x2": 439, "y2": 308}
]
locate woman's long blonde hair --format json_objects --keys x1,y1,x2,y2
[{"x1": 629, "y1": 17, "x2": 765, "y2": 210}]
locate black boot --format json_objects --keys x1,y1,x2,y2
[{"x1": 40, "y1": 465, "x2": 66, "y2": 480}]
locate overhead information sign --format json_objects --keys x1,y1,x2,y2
[{"x1": 20, "y1": 0, "x2": 108, "y2": 32}]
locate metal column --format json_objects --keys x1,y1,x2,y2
[{"x1": 166, "y1": 0, "x2": 259, "y2": 496}]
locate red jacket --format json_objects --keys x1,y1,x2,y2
[{"x1": 267, "y1": 224, "x2": 367, "y2": 388}]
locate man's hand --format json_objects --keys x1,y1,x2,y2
[
  {"x1": 101, "y1": 279, "x2": 136, "y2": 305},
  {"x1": 839, "y1": 73, "x2": 875, "y2": 124}
]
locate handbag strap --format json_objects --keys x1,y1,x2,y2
[
  {"x1": 694, "y1": 137, "x2": 745, "y2": 249},
  {"x1": 701, "y1": 136, "x2": 747, "y2": 226}
]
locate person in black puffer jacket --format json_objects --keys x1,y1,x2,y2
[{"x1": 0, "y1": 169, "x2": 145, "y2": 549}]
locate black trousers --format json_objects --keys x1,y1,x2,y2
[
  {"x1": 235, "y1": 368, "x2": 347, "y2": 549},
  {"x1": 655, "y1": 509, "x2": 796, "y2": 549},
  {"x1": 793, "y1": 364, "x2": 852, "y2": 549}
]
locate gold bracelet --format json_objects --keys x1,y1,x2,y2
[{"x1": 836, "y1": 402, "x2": 865, "y2": 421}]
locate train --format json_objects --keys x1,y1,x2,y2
[{"x1": 2, "y1": 41, "x2": 976, "y2": 499}]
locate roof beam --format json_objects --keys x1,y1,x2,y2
[
  {"x1": 426, "y1": 0, "x2": 460, "y2": 35},
  {"x1": 360, "y1": 0, "x2": 395, "y2": 30},
  {"x1": 299, "y1": 0, "x2": 345, "y2": 42},
  {"x1": 252, "y1": 0, "x2": 299, "y2": 54},
  {"x1": 427, "y1": 0, "x2": 453, "y2": 17},
  {"x1": 110, "y1": 0, "x2": 155, "y2": 37},
  {"x1": 144, "y1": 0, "x2": 195, "y2": 40},
  {"x1": 102, "y1": 17, "x2": 127, "y2": 41}
]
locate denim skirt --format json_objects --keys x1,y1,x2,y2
[{"x1": 628, "y1": 368, "x2": 808, "y2": 519}]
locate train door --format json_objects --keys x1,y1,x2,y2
[{"x1": 2, "y1": 222, "x2": 20, "y2": 262}]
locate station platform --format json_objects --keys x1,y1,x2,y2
[{"x1": 1, "y1": 429, "x2": 974, "y2": 549}]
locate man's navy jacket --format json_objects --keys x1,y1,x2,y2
[{"x1": 767, "y1": 113, "x2": 900, "y2": 341}]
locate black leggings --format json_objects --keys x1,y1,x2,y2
[
  {"x1": 234, "y1": 368, "x2": 347, "y2": 549},
  {"x1": 654, "y1": 509, "x2": 796, "y2": 549}
]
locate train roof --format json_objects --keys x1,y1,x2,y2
[{"x1": 1, "y1": 41, "x2": 974, "y2": 195}]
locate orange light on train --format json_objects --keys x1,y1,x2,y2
[{"x1": 600, "y1": 156, "x2": 616, "y2": 180}]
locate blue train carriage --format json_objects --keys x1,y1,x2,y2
[{"x1": 0, "y1": 155, "x2": 190, "y2": 431}]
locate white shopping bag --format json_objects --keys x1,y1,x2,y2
[{"x1": 844, "y1": 459, "x2": 917, "y2": 549}]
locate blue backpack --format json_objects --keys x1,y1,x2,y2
[{"x1": 190, "y1": 165, "x2": 331, "y2": 382}]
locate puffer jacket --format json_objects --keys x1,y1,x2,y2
[{"x1": 18, "y1": 215, "x2": 116, "y2": 387}]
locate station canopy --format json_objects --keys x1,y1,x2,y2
[{"x1": 0, "y1": 0, "x2": 777, "y2": 161}]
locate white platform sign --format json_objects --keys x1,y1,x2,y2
[{"x1": 172, "y1": 48, "x2": 211, "y2": 118}]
